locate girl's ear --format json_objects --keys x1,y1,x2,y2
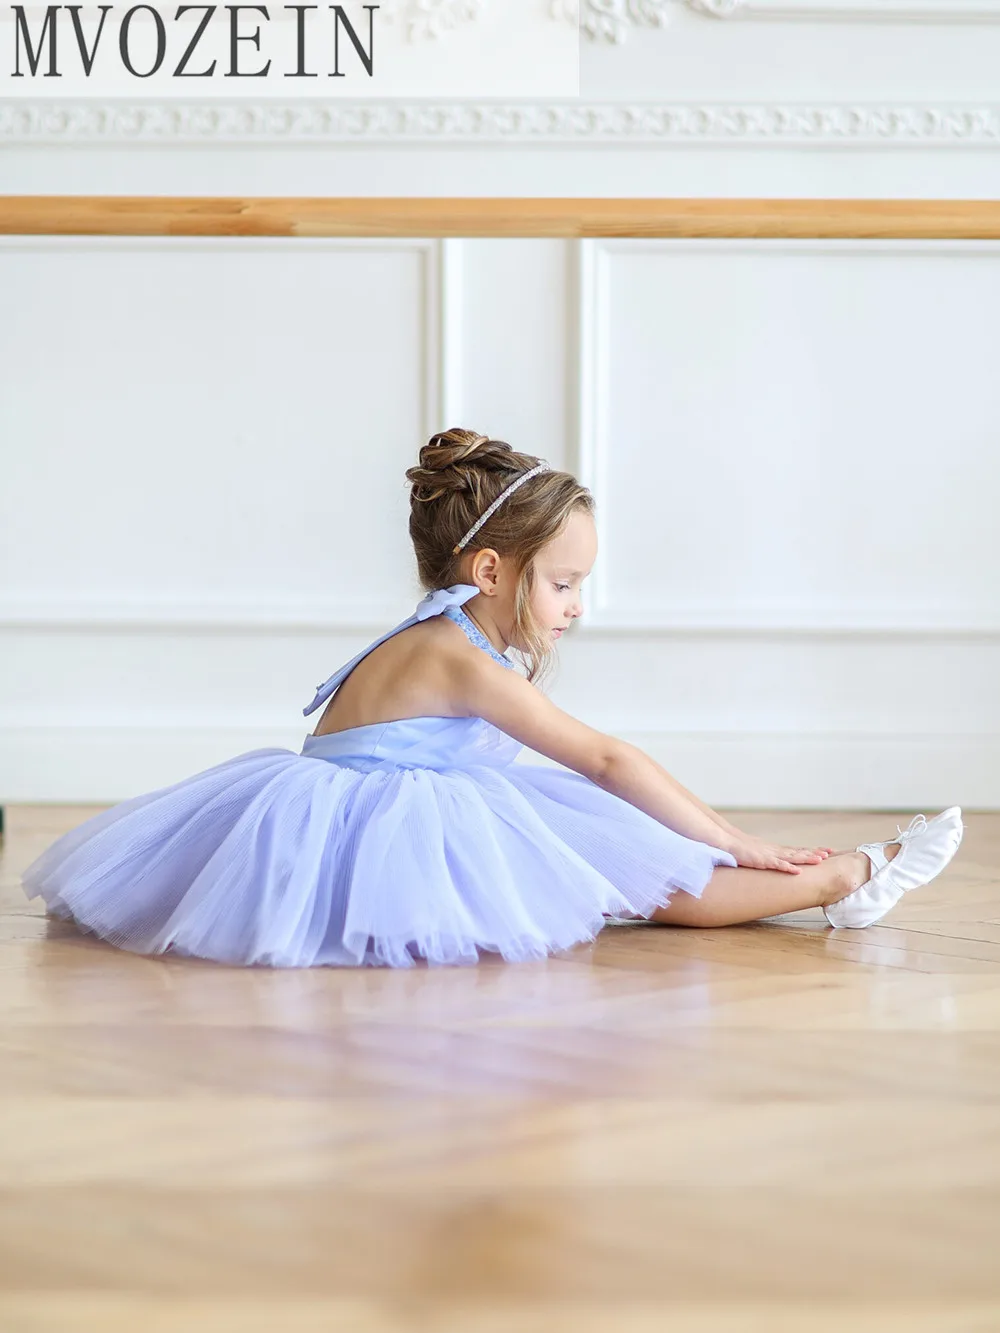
[{"x1": 470, "y1": 548, "x2": 503, "y2": 594}]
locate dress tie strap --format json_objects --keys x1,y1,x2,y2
[{"x1": 302, "y1": 583, "x2": 481, "y2": 717}]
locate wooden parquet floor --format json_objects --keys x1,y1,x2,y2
[{"x1": 1, "y1": 805, "x2": 998, "y2": 1333}]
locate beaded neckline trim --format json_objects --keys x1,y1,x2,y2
[{"x1": 444, "y1": 605, "x2": 514, "y2": 671}]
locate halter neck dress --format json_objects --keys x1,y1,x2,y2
[{"x1": 21, "y1": 583, "x2": 736, "y2": 968}]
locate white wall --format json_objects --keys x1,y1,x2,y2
[{"x1": 2, "y1": 1, "x2": 999, "y2": 806}]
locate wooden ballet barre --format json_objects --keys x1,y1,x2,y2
[{"x1": 2, "y1": 196, "x2": 1000, "y2": 238}]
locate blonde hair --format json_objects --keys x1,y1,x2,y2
[{"x1": 405, "y1": 428, "x2": 594, "y2": 686}]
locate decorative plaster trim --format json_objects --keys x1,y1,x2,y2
[
  {"x1": 3, "y1": 101, "x2": 1000, "y2": 145},
  {"x1": 4, "y1": 597, "x2": 997, "y2": 634},
  {"x1": 0, "y1": 595, "x2": 407, "y2": 631},
  {"x1": 385, "y1": 0, "x2": 486, "y2": 41},
  {"x1": 688, "y1": 0, "x2": 1000, "y2": 19},
  {"x1": 339, "y1": 0, "x2": 674, "y2": 44},
  {"x1": 557, "y1": 0, "x2": 673, "y2": 42}
]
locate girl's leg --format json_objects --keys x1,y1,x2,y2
[{"x1": 651, "y1": 844, "x2": 901, "y2": 928}]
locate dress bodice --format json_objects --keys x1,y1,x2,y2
[{"x1": 299, "y1": 584, "x2": 522, "y2": 771}]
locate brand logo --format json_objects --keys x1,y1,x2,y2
[
  {"x1": 9, "y1": 3, "x2": 377, "y2": 80},
  {"x1": 1, "y1": 0, "x2": 581, "y2": 96}
]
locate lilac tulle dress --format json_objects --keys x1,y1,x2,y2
[{"x1": 21, "y1": 583, "x2": 737, "y2": 968}]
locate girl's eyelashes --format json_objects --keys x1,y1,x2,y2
[{"x1": 554, "y1": 583, "x2": 571, "y2": 593}]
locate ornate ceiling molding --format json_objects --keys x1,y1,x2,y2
[
  {"x1": 384, "y1": 0, "x2": 674, "y2": 43},
  {"x1": 384, "y1": 0, "x2": 486, "y2": 41},
  {"x1": 2, "y1": 101, "x2": 999, "y2": 144},
  {"x1": 686, "y1": 0, "x2": 1000, "y2": 17},
  {"x1": 388, "y1": 0, "x2": 674, "y2": 42},
  {"x1": 387, "y1": 0, "x2": 1000, "y2": 40},
  {"x1": 555, "y1": 0, "x2": 674, "y2": 42}
]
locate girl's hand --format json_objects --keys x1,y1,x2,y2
[{"x1": 726, "y1": 836, "x2": 835, "y2": 875}]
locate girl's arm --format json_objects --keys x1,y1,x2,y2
[
  {"x1": 454, "y1": 655, "x2": 776, "y2": 861},
  {"x1": 608, "y1": 740, "x2": 744, "y2": 844},
  {"x1": 588, "y1": 739, "x2": 745, "y2": 852},
  {"x1": 649, "y1": 764, "x2": 834, "y2": 860}
]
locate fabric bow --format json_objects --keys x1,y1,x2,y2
[{"x1": 413, "y1": 583, "x2": 481, "y2": 621}]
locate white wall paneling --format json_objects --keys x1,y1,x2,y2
[
  {"x1": 0, "y1": 235, "x2": 450, "y2": 631},
  {"x1": 575, "y1": 237, "x2": 1000, "y2": 634},
  {"x1": 6, "y1": 236, "x2": 996, "y2": 807},
  {"x1": 439, "y1": 238, "x2": 465, "y2": 427},
  {"x1": 455, "y1": 238, "x2": 575, "y2": 467},
  {"x1": 4, "y1": 235, "x2": 998, "y2": 806},
  {"x1": 4, "y1": 0, "x2": 1000, "y2": 806},
  {"x1": 0, "y1": 237, "x2": 574, "y2": 802},
  {"x1": 567, "y1": 235, "x2": 999, "y2": 808},
  {"x1": 0, "y1": 234, "x2": 451, "y2": 799}
]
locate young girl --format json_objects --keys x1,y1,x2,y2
[{"x1": 22, "y1": 429, "x2": 964, "y2": 968}]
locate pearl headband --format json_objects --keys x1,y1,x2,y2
[{"x1": 451, "y1": 462, "x2": 551, "y2": 556}]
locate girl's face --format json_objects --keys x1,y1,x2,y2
[{"x1": 530, "y1": 508, "x2": 597, "y2": 642}]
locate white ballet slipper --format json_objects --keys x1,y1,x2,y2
[
  {"x1": 823, "y1": 808, "x2": 964, "y2": 930},
  {"x1": 922, "y1": 805, "x2": 963, "y2": 832}
]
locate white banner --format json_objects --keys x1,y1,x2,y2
[{"x1": 0, "y1": 0, "x2": 581, "y2": 97}]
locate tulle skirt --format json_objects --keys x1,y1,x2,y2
[{"x1": 21, "y1": 749, "x2": 737, "y2": 968}]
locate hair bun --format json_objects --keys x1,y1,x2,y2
[{"x1": 406, "y1": 427, "x2": 516, "y2": 503}]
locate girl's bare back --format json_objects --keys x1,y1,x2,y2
[{"x1": 311, "y1": 616, "x2": 475, "y2": 737}]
